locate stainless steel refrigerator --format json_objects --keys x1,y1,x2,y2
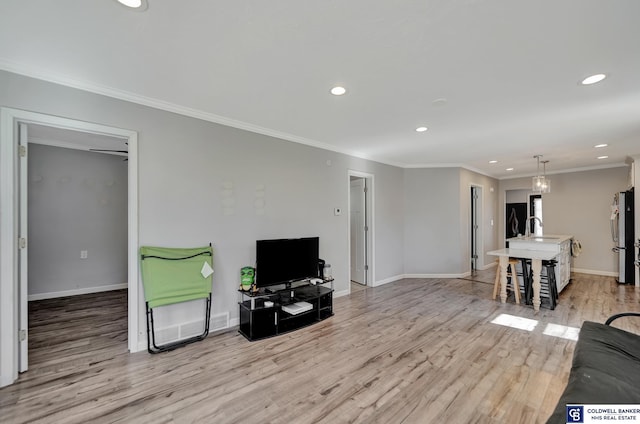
[{"x1": 611, "y1": 189, "x2": 635, "y2": 284}]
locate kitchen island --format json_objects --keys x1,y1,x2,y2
[
  {"x1": 488, "y1": 234, "x2": 573, "y2": 312},
  {"x1": 507, "y1": 234, "x2": 573, "y2": 293}
]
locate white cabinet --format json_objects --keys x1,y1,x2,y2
[{"x1": 557, "y1": 239, "x2": 572, "y2": 292}]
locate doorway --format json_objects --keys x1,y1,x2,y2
[
  {"x1": 0, "y1": 108, "x2": 139, "y2": 387},
  {"x1": 348, "y1": 171, "x2": 374, "y2": 290},
  {"x1": 470, "y1": 185, "x2": 483, "y2": 272},
  {"x1": 529, "y1": 194, "x2": 543, "y2": 236},
  {"x1": 26, "y1": 129, "x2": 129, "y2": 369}
]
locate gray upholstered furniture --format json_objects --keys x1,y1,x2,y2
[{"x1": 547, "y1": 313, "x2": 640, "y2": 423}]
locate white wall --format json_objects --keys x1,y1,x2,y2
[
  {"x1": 403, "y1": 168, "x2": 499, "y2": 276},
  {"x1": 28, "y1": 144, "x2": 128, "y2": 297},
  {"x1": 0, "y1": 70, "x2": 405, "y2": 344},
  {"x1": 1, "y1": 67, "x2": 631, "y2": 361},
  {"x1": 403, "y1": 168, "x2": 461, "y2": 274},
  {"x1": 499, "y1": 166, "x2": 630, "y2": 275},
  {"x1": 506, "y1": 189, "x2": 530, "y2": 204}
]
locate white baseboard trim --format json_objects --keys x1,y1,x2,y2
[
  {"x1": 373, "y1": 272, "x2": 472, "y2": 287},
  {"x1": 404, "y1": 272, "x2": 471, "y2": 279},
  {"x1": 334, "y1": 289, "x2": 350, "y2": 298},
  {"x1": 571, "y1": 268, "x2": 618, "y2": 277},
  {"x1": 28, "y1": 283, "x2": 128, "y2": 301},
  {"x1": 480, "y1": 262, "x2": 498, "y2": 271},
  {"x1": 229, "y1": 317, "x2": 239, "y2": 328},
  {"x1": 373, "y1": 275, "x2": 405, "y2": 287}
]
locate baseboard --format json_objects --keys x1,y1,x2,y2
[
  {"x1": 373, "y1": 272, "x2": 472, "y2": 287},
  {"x1": 373, "y1": 274, "x2": 405, "y2": 287},
  {"x1": 404, "y1": 272, "x2": 471, "y2": 279},
  {"x1": 334, "y1": 289, "x2": 350, "y2": 298},
  {"x1": 28, "y1": 283, "x2": 128, "y2": 301},
  {"x1": 571, "y1": 268, "x2": 618, "y2": 277},
  {"x1": 480, "y1": 262, "x2": 498, "y2": 271}
]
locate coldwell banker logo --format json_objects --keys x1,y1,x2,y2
[{"x1": 567, "y1": 405, "x2": 584, "y2": 423}]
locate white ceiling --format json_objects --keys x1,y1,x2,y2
[{"x1": 1, "y1": 0, "x2": 639, "y2": 178}]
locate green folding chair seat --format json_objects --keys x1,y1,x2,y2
[{"x1": 140, "y1": 245, "x2": 213, "y2": 353}]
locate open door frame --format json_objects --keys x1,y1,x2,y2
[
  {"x1": 469, "y1": 184, "x2": 484, "y2": 271},
  {"x1": 347, "y1": 170, "x2": 374, "y2": 290},
  {"x1": 0, "y1": 107, "x2": 139, "y2": 387}
]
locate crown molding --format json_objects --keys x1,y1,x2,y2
[
  {"x1": 498, "y1": 162, "x2": 629, "y2": 180},
  {"x1": 0, "y1": 60, "x2": 409, "y2": 168},
  {"x1": 0, "y1": 60, "x2": 631, "y2": 177}
]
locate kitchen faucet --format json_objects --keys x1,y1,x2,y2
[{"x1": 525, "y1": 216, "x2": 543, "y2": 237}]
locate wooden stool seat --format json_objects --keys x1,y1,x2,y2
[{"x1": 493, "y1": 259, "x2": 520, "y2": 304}]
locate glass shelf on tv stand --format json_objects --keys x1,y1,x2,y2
[{"x1": 238, "y1": 278, "x2": 334, "y2": 310}]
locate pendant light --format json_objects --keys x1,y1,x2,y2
[
  {"x1": 532, "y1": 155, "x2": 551, "y2": 193},
  {"x1": 541, "y1": 160, "x2": 551, "y2": 193}
]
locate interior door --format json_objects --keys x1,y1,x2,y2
[
  {"x1": 350, "y1": 178, "x2": 366, "y2": 284},
  {"x1": 18, "y1": 122, "x2": 28, "y2": 372}
]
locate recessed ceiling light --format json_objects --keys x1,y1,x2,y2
[
  {"x1": 506, "y1": 168, "x2": 514, "y2": 171},
  {"x1": 432, "y1": 98, "x2": 448, "y2": 107},
  {"x1": 594, "y1": 143, "x2": 608, "y2": 148},
  {"x1": 489, "y1": 160, "x2": 498, "y2": 164},
  {"x1": 581, "y1": 74, "x2": 606, "y2": 85},
  {"x1": 597, "y1": 155, "x2": 609, "y2": 159},
  {"x1": 415, "y1": 127, "x2": 428, "y2": 132},
  {"x1": 115, "y1": 0, "x2": 148, "y2": 10},
  {"x1": 330, "y1": 86, "x2": 346, "y2": 96}
]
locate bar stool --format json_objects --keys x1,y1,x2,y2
[
  {"x1": 524, "y1": 259, "x2": 559, "y2": 309},
  {"x1": 542, "y1": 259, "x2": 558, "y2": 310},
  {"x1": 493, "y1": 259, "x2": 520, "y2": 303}
]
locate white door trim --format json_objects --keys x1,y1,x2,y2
[
  {"x1": 0, "y1": 107, "x2": 140, "y2": 387},
  {"x1": 18, "y1": 123, "x2": 28, "y2": 372},
  {"x1": 347, "y1": 170, "x2": 375, "y2": 290}
]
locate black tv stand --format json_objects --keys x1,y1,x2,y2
[{"x1": 238, "y1": 280, "x2": 333, "y2": 341}]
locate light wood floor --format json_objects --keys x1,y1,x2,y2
[{"x1": 2, "y1": 271, "x2": 640, "y2": 424}]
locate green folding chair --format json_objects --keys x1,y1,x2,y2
[{"x1": 140, "y1": 245, "x2": 213, "y2": 353}]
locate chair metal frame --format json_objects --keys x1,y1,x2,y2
[{"x1": 141, "y1": 245, "x2": 213, "y2": 354}]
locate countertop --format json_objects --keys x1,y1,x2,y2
[
  {"x1": 487, "y1": 248, "x2": 559, "y2": 260},
  {"x1": 507, "y1": 234, "x2": 573, "y2": 244}
]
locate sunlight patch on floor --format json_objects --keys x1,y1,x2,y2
[
  {"x1": 543, "y1": 323, "x2": 580, "y2": 341},
  {"x1": 491, "y1": 313, "x2": 538, "y2": 331},
  {"x1": 490, "y1": 313, "x2": 581, "y2": 341}
]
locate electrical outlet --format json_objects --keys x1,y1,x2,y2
[{"x1": 80, "y1": 250, "x2": 88, "y2": 259}]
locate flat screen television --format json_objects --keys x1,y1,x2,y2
[{"x1": 255, "y1": 237, "x2": 319, "y2": 288}]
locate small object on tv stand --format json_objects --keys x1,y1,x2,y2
[
  {"x1": 323, "y1": 263, "x2": 332, "y2": 280},
  {"x1": 317, "y1": 259, "x2": 325, "y2": 279},
  {"x1": 240, "y1": 266, "x2": 255, "y2": 291}
]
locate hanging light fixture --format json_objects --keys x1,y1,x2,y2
[
  {"x1": 541, "y1": 160, "x2": 551, "y2": 193},
  {"x1": 532, "y1": 155, "x2": 551, "y2": 193}
]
